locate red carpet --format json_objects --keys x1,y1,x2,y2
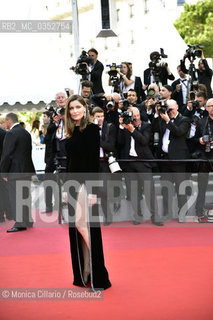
[{"x1": 1, "y1": 212, "x2": 213, "y2": 320}]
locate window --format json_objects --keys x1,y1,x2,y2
[
  {"x1": 116, "y1": 9, "x2": 120, "y2": 22},
  {"x1": 117, "y1": 37, "x2": 120, "y2": 48},
  {"x1": 129, "y1": 4, "x2": 134, "y2": 18},
  {"x1": 177, "y1": 0, "x2": 185, "y2": 6},
  {"x1": 130, "y1": 30, "x2": 134, "y2": 45},
  {"x1": 144, "y1": 0, "x2": 148, "y2": 14}
]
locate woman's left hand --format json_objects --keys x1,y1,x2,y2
[
  {"x1": 62, "y1": 192, "x2": 68, "y2": 204},
  {"x1": 88, "y1": 194, "x2": 97, "y2": 207}
]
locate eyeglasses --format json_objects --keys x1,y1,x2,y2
[{"x1": 207, "y1": 105, "x2": 213, "y2": 108}]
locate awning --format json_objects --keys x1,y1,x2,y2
[{"x1": 0, "y1": 100, "x2": 56, "y2": 113}]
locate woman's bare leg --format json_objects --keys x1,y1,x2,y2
[{"x1": 75, "y1": 185, "x2": 90, "y2": 283}]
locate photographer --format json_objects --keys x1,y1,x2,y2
[
  {"x1": 139, "y1": 84, "x2": 160, "y2": 124},
  {"x1": 87, "y1": 48, "x2": 104, "y2": 94},
  {"x1": 126, "y1": 89, "x2": 148, "y2": 122},
  {"x1": 172, "y1": 65, "x2": 191, "y2": 114},
  {"x1": 183, "y1": 91, "x2": 208, "y2": 119},
  {"x1": 117, "y1": 62, "x2": 135, "y2": 98},
  {"x1": 81, "y1": 80, "x2": 93, "y2": 99},
  {"x1": 144, "y1": 51, "x2": 174, "y2": 89},
  {"x1": 193, "y1": 98, "x2": 213, "y2": 222},
  {"x1": 118, "y1": 107, "x2": 163, "y2": 226},
  {"x1": 42, "y1": 93, "x2": 67, "y2": 213},
  {"x1": 125, "y1": 62, "x2": 146, "y2": 103},
  {"x1": 152, "y1": 99, "x2": 190, "y2": 221},
  {"x1": 91, "y1": 107, "x2": 118, "y2": 225},
  {"x1": 91, "y1": 92, "x2": 121, "y2": 127},
  {"x1": 181, "y1": 49, "x2": 213, "y2": 98},
  {"x1": 159, "y1": 85, "x2": 173, "y2": 100}
]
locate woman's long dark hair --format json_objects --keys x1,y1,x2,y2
[
  {"x1": 121, "y1": 62, "x2": 132, "y2": 80},
  {"x1": 65, "y1": 94, "x2": 91, "y2": 138}
]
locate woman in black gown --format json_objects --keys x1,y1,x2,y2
[{"x1": 65, "y1": 94, "x2": 111, "y2": 291}]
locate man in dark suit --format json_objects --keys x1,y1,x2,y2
[
  {"x1": 183, "y1": 91, "x2": 208, "y2": 119},
  {"x1": 0, "y1": 127, "x2": 6, "y2": 222},
  {"x1": 172, "y1": 65, "x2": 190, "y2": 114},
  {"x1": 118, "y1": 107, "x2": 163, "y2": 226},
  {"x1": 144, "y1": 51, "x2": 175, "y2": 89},
  {"x1": 192, "y1": 98, "x2": 213, "y2": 222},
  {"x1": 152, "y1": 99, "x2": 190, "y2": 221},
  {"x1": 183, "y1": 91, "x2": 208, "y2": 155},
  {"x1": 91, "y1": 107, "x2": 118, "y2": 225},
  {"x1": 127, "y1": 89, "x2": 149, "y2": 122},
  {"x1": 0, "y1": 113, "x2": 35, "y2": 232},
  {"x1": 0, "y1": 127, "x2": 6, "y2": 158},
  {"x1": 88, "y1": 48, "x2": 104, "y2": 94}
]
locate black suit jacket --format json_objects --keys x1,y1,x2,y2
[
  {"x1": 44, "y1": 121, "x2": 57, "y2": 164},
  {"x1": 0, "y1": 124, "x2": 35, "y2": 176},
  {"x1": 100, "y1": 122, "x2": 117, "y2": 156},
  {"x1": 144, "y1": 66, "x2": 175, "y2": 86},
  {"x1": 171, "y1": 78, "x2": 188, "y2": 114},
  {"x1": 193, "y1": 116, "x2": 213, "y2": 159},
  {"x1": 118, "y1": 122, "x2": 154, "y2": 168},
  {"x1": 152, "y1": 114, "x2": 190, "y2": 160},
  {"x1": 0, "y1": 128, "x2": 6, "y2": 161},
  {"x1": 134, "y1": 76, "x2": 146, "y2": 103},
  {"x1": 90, "y1": 60, "x2": 104, "y2": 94}
]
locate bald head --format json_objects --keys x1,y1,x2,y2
[
  {"x1": 206, "y1": 98, "x2": 213, "y2": 118},
  {"x1": 206, "y1": 98, "x2": 213, "y2": 106},
  {"x1": 55, "y1": 92, "x2": 66, "y2": 107},
  {"x1": 129, "y1": 107, "x2": 141, "y2": 126},
  {"x1": 167, "y1": 99, "x2": 179, "y2": 118}
]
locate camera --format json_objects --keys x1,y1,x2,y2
[
  {"x1": 106, "y1": 152, "x2": 122, "y2": 173},
  {"x1": 192, "y1": 100, "x2": 200, "y2": 109},
  {"x1": 56, "y1": 107, "x2": 65, "y2": 116},
  {"x1": 147, "y1": 88, "x2": 156, "y2": 97},
  {"x1": 106, "y1": 100, "x2": 118, "y2": 111},
  {"x1": 107, "y1": 63, "x2": 122, "y2": 77},
  {"x1": 45, "y1": 104, "x2": 65, "y2": 117},
  {"x1": 203, "y1": 135, "x2": 213, "y2": 153},
  {"x1": 149, "y1": 48, "x2": 168, "y2": 78},
  {"x1": 107, "y1": 63, "x2": 122, "y2": 93},
  {"x1": 45, "y1": 104, "x2": 57, "y2": 117},
  {"x1": 122, "y1": 99, "x2": 131, "y2": 110},
  {"x1": 70, "y1": 50, "x2": 93, "y2": 78},
  {"x1": 65, "y1": 88, "x2": 71, "y2": 98},
  {"x1": 189, "y1": 91, "x2": 196, "y2": 101},
  {"x1": 120, "y1": 110, "x2": 133, "y2": 125},
  {"x1": 186, "y1": 44, "x2": 204, "y2": 61},
  {"x1": 155, "y1": 99, "x2": 170, "y2": 114},
  {"x1": 118, "y1": 99, "x2": 132, "y2": 124}
]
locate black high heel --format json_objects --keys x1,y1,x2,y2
[{"x1": 198, "y1": 214, "x2": 207, "y2": 223}]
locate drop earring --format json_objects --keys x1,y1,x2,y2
[{"x1": 83, "y1": 110, "x2": 86, "y2": 119}]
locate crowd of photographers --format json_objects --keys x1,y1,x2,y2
[
  {"x1": 46, "y1": 47, "x2": 213, "y2": 224},
  {"x1": 38, "y1": 46, "x2": 213, "y2": 225},
  {"x1": 1, "y1": 46, "x2": 212, "y2": 226}
]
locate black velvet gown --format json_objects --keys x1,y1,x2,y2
[{"x1": 65, "y1": 123, "x2": 111, "y2": 290}]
